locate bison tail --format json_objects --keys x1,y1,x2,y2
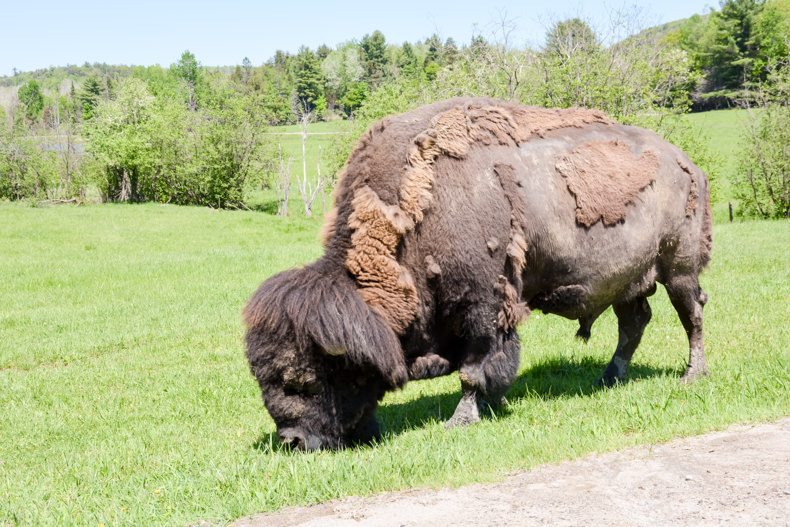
[{"x1": 699, "y1": 174, "x2": 713, "y2": 270}]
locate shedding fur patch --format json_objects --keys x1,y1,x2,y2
[
  {"x1": 491, "y1": 163, "x2": 531, "y2": 329},
  {"x1": 496, "y1": 275, "x2": 530, "y2": 332},
  {"x1": 494, "y1": 163, "x2": 529, "y2": 275},
  {"x1": 345, "y1": 185, "x2": 417, "y2": 333},
  {"x1": 556, "y1": 140, "x2": 658, "y2": 226},
  {"x1": 677, "y1": 158, "x2": 699, "y2": 218},
  {"x1": 343, "y1": 103, "x2": 611, "y2": 334}
]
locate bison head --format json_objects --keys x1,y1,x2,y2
[{"x1": 244, "y1": 263, "x2": 408, "y2": 450}]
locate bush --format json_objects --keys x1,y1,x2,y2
[
  {"x1": 736, "y1": 104, "x2": 790, "y2": 218},
  {"x1": 734, "y1": 59, "x2": 790, "y2": 218},
  {"x1": 0, "y1": 111, "x2": 56, "y2": 201},
  {"x1": 87, "y1": 77, "x2": 272, "y2": 207}
]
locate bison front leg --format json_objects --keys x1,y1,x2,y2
[
  {"x1": 445, "y1": 331, "x2": 520, "y2": 429},
  {"x1": 665, "y1": 275, "x2": 709, "y2": 383},
  {"x1": 596, "y1": 296, "x2": 652, "y2": 387}
]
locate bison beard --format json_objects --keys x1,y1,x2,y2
[{"x1": 244, "y1": 98, "x2": 712, "y2": 450}]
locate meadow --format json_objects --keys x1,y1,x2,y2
[{"x1": 1, "y1": 198, "x2": 788, "y2": 526}]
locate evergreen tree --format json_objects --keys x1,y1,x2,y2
[
  {"x1": 316, "y1": 44, "x2": 332, "y2": 61},
  {"x1": 292, "y1": 47, "x2": 326, "y2": 113},
  {"x1": 242, "y1": 57, "x2": 253, "y2": 84},
  {"x1": 704, "y1": 0, "x2": 765, "y2": 92},
  {"x1": 423, "y1": 34, "x2": 442, "y2": 80},
  {"x1": 396, "y1": 42, "x2": 422, "y2": 78},
  {"x1": 231, "y1": 65, "x2": 243, "y2": 84},
  {"x1": 77, "y1": 76, "x2": 103, "y2": 120},
  {"x1": 443, "y1": 38, "x2": 459, "y2": 65},
  {"x1": 361, "y1": 30, "x2": 389, "y2": 86}
]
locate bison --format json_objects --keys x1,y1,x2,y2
[{"x1": 244, "y1": 98, "x2": 712, "y2": 451}]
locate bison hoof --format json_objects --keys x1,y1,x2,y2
[
  {"x1": 445, "y1": 393, "x2": 481, "y2": 429},
  {"x1": 679, "y1": 367, "x2": 710, "y2": 384},
  {"x1": 444, "y1": 413, "x2": 480, "y2": 429},
  {"x1": 594, "y1": 375, "x2": 624, "y2": 389}
]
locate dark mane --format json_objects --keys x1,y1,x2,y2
[{"x1": 244, "y1": 261, "x2": 408, "y2": 389}]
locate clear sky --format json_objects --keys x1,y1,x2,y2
[{"x1": 0, "y1": 0, "x2": 718, "y2": 78}]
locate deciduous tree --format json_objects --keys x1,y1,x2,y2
[{"x1": 17, "y1": 80, "x2": 44, "y2": 121}]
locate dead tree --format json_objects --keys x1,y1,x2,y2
[
  {"x1": 276, "y1": 145, "x2": 293, "y2": 216},
  {"x1": 294, "y1": 109, "x2": 326, "y2": 218}
]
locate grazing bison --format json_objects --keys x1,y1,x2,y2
[{"x1": 244, "y1": 98, "x2": 712, "y2": 451}]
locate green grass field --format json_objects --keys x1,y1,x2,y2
[
  {"x1": 1, "y1": 202, "x2": 788, "y2": 526},
  {"x1": 683, "y1": 107, "x2": 755, "y2": 205}
]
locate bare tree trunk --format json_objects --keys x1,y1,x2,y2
[
  {"x1": 294, "y1": 109, "x2": 325, "y2": 218},
  {"x1": 318, "y1": 146, "x2": 326, "y2": 215},
  {"x1": 276, "y1": 145, "x2": 292, "y2": 216},
  {"x1": 119, "y1": 169, "x2": 131, "y2": 202}
]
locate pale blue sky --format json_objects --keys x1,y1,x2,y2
[{"x1": 1, "y1": 0, "x2": 718, "y2": 78}]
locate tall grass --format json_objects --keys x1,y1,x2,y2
[{"x1": 1, "y1": 203, "x2": 788, "y2": 526}]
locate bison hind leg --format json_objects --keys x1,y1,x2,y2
[
  {"x1": 596, "y1": 296, "x2": 652, "y2": 387},
  {"x1": 665, "y1": 275, "x2": 709, "y2": 383}
]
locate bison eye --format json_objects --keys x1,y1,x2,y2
[
  {"x1": 302, "y1": 379, "x2": 323, "y2": 395},
  {"x1": 282, "y1": 367, "x2": 323, "y2": 395}
]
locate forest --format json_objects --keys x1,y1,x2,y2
[{"x1": 1, "y1": 0, "x2": 789, "y2": 218}]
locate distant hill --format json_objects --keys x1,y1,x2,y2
[
  {"x1": 629, "y1": 13, "x2": 711, "y2": 44},
  {"x1": 0, "y1": 63, "x2": 137, "y2": 92}
]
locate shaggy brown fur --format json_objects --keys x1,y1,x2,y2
[
  {"x1": 343, "y1": 102, "x2": 612, "y2": 332},
  {"x1": 556, "y1": 140, "x2": 659, "y2": 226},
  {"x1": 494, "y1": 163, "x2": 529, "y2": 275},
  {"x1": 345, "y1": 185, "x2": 418, "y2": 333},
  {"x1": 496, "y1": 275, "x2": 529, "y2": 332},
  {"x1": 509, "y1": 106, "x2": 611, "y2": 140}
]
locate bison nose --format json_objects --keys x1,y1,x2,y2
[{"x1": 278, "y1": 428, "x2": 322, "y2": 451}]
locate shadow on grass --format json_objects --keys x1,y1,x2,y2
[
  {"x1": 246, "y1": 200, "x2": 279, "y2": 214},
  {"x1": 506, "y1": 355, "x2": 672, "y2": 401},
  {"x1": 252, "y1": 431, "x2": 300, "y2": 455},
  {"x1": 379, "y1": 355, "x2": 673, "y2": 437},
  {"x1": 251, "y1": 355, "x2": 674, "y2": 451}
]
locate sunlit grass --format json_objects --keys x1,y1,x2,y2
[{"x1": 1, "y1": 203, "x2": 788, "y2": 526}]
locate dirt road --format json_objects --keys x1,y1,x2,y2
[{"x1": 232, "y1": 417, "x2": 790, "y2": 527}]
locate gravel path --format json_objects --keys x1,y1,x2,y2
[{"x1": 232, "y1": 417, "x2": 790, "y2": 527}]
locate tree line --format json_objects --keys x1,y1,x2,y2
[{"x1": 2, "y1": 0, "x2": 789, "y2": 217}]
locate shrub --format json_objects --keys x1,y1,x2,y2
[
  {"x1": 87, "y1": 77, "x2": 272, "y2": 207},
  {"x1": 0, "y1": 110, "x2": 56, "y2": 201},
  {"x1": 735, "y1": 58, "x2": 790, "y2": 218}
]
